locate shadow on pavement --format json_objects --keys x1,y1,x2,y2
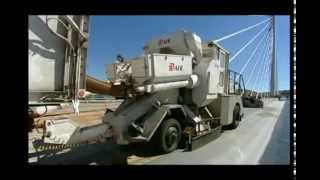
[
  {"x1": 29, "y1": 140, "x2": 166, "y2": 165},
  {"x1": 29, "y1": 141, "x2": 128, "y2": 165},
  {"x1": 259, "y1": 100, "x2": 290, "y2": 164},
  {"x1": 123, "y1": 142, "x2": 163, "y2": 157}
]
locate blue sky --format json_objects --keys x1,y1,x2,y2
[{"x1": 87, "y1": 15, "x2": 290, "y2": 91}]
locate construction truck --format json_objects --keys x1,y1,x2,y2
[
  {"x1": 29, "y1": 15, "x2": 246, "y2": 153},
  {"x1": 242, "y1": 94, "x2": 264, "y2": 108}
]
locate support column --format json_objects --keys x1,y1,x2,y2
[{"x1": 270, "y1": 16, "x2": 278, "y2": 96}]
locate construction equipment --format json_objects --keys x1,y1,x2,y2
[
  {"x1": 242, "y1": 95, "x2": 264, "y2": 108},
  {"x1": 28, "y1": 15, "x2": 125, "y2": 131},
  {"x1": 29, "y1": 15, "x2": 126, "y2": 102},
  {"x1": 40, "y1": 29, "x2": 245, "y2": 153},
  {"x1": 241, "y1": 89, "x2": 264, "y2": 108}
]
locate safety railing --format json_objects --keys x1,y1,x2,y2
[{"x1": 228, "y1": 69, "x2": 246, "y2": 95}]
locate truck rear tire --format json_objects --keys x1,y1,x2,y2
[
  {"x1": 230, "y1": 104, "x2": 241, "y2": 129},
  {"x1": 154, "y1": 118, "x2": 182, "y2": 153}
]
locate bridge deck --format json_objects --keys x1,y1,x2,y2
[{"x1": 28, "y1": 98, "x2": 290, "y2": 165}]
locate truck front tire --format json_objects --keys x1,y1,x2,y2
[{"x1": 154, "y1": 118, "x2": 182, "y2": 153}]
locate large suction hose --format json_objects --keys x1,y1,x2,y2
[{"x1": 85, "y1": 75, "x2": 125, "y2": 97}]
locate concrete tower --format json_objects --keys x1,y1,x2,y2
[{"x1": 270, "y1": 16, "x2": 278, "y2": 96}]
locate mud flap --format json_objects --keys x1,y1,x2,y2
[
  {"x1": 185, "y1": 125, "x2": 222, "y2": 151},
  {"x1": 142, "y1": 106, "x2": 168, "y2": 141}
]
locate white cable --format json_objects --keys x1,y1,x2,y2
[
  {"x1": 244, "y1": 31, "x2": 271, "y2": 88},
  {"x1": 260, "y1": 53, "x2": 272, "y2": 95},
  {"x1": 257, "y1": 46, "x2": 272, "y2": 96},
  {"x1": 257, "y1": 41, "x2": 272, "y2": 93},
  {"x1": 239, "y1": 28, "x2": 271, "y2": 75},
  {"x1": 261, "y1": 32, "x2": 274, "y2": 95},
  {"x1": 237, "y1": 28, "x2": 270, "y2": 89},
  {"x1": 257, "y1": 56, "x2": 272, "y2": 97},
  {"x1": 268, "y1": 32, "x2": 273, "y2": 77},
  {"x1": 214, "y1": 17, "x2": 271, "y2": 43},
  {"x1": 250, "y1": 54, "x2": 268, "y2": 96},
  {"x1": 251, "y1": 35, "x2": 273, "y2": 94},
  {"x1": 261, "y1": 30, "x2": 274, "y2": 93},
  {"x1": 252, "y1": 38, "x2": 271, "y2": 92},
  {"x1": 260, "y1": 34, "x2": 273, "y2": 93},
  {"x1": 229, "y1": 22, "x2": 271, "y2": 63},
  {"x1": 246, "y1": 34, "x2": 270, "y2": 94}
]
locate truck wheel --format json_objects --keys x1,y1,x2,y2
[
  {"x1": 230, "y1": 104, "x2": 241, "y2": 129},
  {"x1": 260, "y1": 101, "x2": 264, "y2": 108},
  {"x1": 155, "y1": 118, "x2": 182, "y2": 153}
]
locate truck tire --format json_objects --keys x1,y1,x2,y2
[
  {"x1": 230, "y1": 104, "x2": 241, "y2": 129},
  {"x1": 259, "y1": 101, "x2": 264, "y2": 108},
  {"x1": 154, "y1": 118, "x2": 182, "y2": 153}
]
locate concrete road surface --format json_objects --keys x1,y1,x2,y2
[
  {"x1": 29, "y1": 99, "x2": 290, "y2": 165},
  {"x1": 259, "y1": 100, "x2": 290, "y2": 164},
  {"x1": 144, "y1": 99, "x2": 290, "y2": 165}
]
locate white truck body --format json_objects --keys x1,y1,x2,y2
[
  {"x1": 42, "y1": 30, "x2": 245, "y2": 152},
  {"x1": 107, "y1": 53, "x2": 193, "y2": 86}
]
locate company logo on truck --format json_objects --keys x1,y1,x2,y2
[
  {"x1": 158, "y1": 38, "x2": 170, "y2": 46},
  {"x1": 169, "y1": 63, "x2": 183, "y2": 71}
]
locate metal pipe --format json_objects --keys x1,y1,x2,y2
[
  {"x1": 136, "y1": 80, "x2": 189, "y2": 93},
  {"x1": 63, "y1": 15, "x2": 88, "y2": 40},
  {"x1": 45, "y1": 16, "x2": 74, "y2": 51},
  {"x1": 135, "y1": 75, "x2": 199, "y2": 93}
]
